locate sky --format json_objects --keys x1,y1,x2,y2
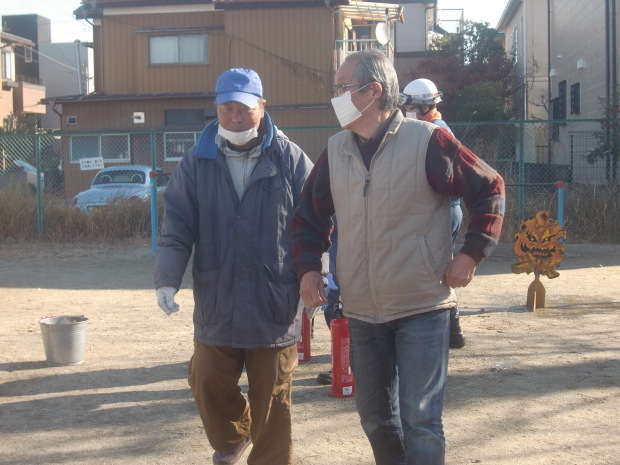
[
  {"x1": 438, "y1": 0, "x2": 510, "y2": 28},
  {"x1": 1, "y1": 0, "x2": 93, "y2": 43},
  {"x1": 1, "y1": 0, "x2": 511, "y2": 44}
]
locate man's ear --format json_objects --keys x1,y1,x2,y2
[{"x1": 368, "y1": 81, "x2": 383, "y2": 100}]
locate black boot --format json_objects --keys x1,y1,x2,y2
[
  {"x1": 449, "y1": 307, "x2": 465, "y2": 349},
  {"x1": 317, "y1": 370, "x2": 332, "y2": 385}
]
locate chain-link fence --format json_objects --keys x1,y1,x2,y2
[{"x1": 1, "y1": 119, "x2": 618, "y2": 242}]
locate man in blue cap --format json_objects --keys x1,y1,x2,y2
[{"x1": 155, "y1": 68, "x2": 314, "y2": 465}]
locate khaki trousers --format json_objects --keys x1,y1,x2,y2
[{"x1": 188, "y1": 343, "x2": 298, "y2": 465}]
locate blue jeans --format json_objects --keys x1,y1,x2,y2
[
  {"x1": 450, "y1": 201, "x2": 463, "y2": 246},
  {"x1": 324, "y1": 217, "x2": 340, "y2": 328},
  {"x1": 450, "y1": 201, "x2": 463, "y2": 321},
  {"x1": 349, "y1": 310, "x2": 450, "y2": 465}
]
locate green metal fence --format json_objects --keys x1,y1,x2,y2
[{"x1": 1, "y1": 119, "x2": 618, "y2": 243}]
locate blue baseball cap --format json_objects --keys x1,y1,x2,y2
[{"x1": 215, "y1": 68, "x2": 263, "y2": 108}]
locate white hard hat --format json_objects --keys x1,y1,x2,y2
[{"x1": 401, "y1": 78, "x2": 443, "y2": 106}]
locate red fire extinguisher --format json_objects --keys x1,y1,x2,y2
[
  {"x1": 331, "y1": 298, "x2": 355, "y2": 397},
  {"x1": 297, "y1": 309, "x2": 312, "y2": 362}
]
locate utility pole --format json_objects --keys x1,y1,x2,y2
[{"x1": 74, "y1": 40, "x2": 83, "y2": 94}]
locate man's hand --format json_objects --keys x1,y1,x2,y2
[
  {"x1": 156, "y1": 286, "x2": 180, "y2": 315},
  {"x1": 443, "y1": 253, "x2": 478, "y2": 289},
  {"x1": 300, "y1": 271, "x2": 327, "y2": 308}
]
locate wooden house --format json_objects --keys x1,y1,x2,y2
[{"x1": 43, "y1": 0, "x2": 403, "y2": 196}]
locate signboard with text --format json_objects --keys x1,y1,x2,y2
[{"x1": 80, "y1": 157, "x2": 104, "y2": 171}]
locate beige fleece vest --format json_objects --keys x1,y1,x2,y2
[{"x1": 328, "y1": 116, "x2": 456, "y2": 323}]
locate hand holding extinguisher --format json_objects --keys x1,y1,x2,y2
[{"x1": 331, "y1": 296, "x2": 355, "y2": 397}]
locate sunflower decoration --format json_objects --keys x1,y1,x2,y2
[{"x1": 512, "y1": 210, "x2": 566, "y2": 309}]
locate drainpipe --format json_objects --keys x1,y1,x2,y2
[
  {"x1": 547, "y1": 0, "x2": 551, "y2": 109},
  {"x1": 522, "y1": 14, "x2": 527, "y2": 119},
  {"x1": 606, "y1": 0, "x2": 611, "y2": 100},
  {"x1": 547, "y1": 0, "x2": 552, "y2": 163},
  {"x1": 605, "y1": 0, "x2": 611, "y2": 181},
  {"x1": 612, "y1": 0, "x2": 617, "y2": 91},
  {"x1": 424, "y1": 4, "x2": 436, "y2": 54},
  {"x1": 51, "y1": 102, "x2": 62, "y2": 118},
  {"x1": 612, "y1": 0, "x2": 618, "y2": 180}
]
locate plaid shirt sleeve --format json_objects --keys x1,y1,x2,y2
[
  {"x1": 292, "y1": 148, "x2": 336, "y2": 279},
  {"x1": 426, "y1": 128, "x2": 506, "y2": 264}
]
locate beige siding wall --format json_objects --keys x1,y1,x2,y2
[
  {"x1": 524, "y1": 0, "x2": 549, "y2": 120},
  {"x1": 395, "y1": 4, "x2": 429, "y2": 53},
  {"x1": 62, "y1": 99, "x2": 213, "y2": 131},
  {"x1": 92, "y1": 6, "x2": 334, "y2": 114},
  {"x1": 551, "y1": 0, "x2": 607, "y2": 119},
  {"x1": 97, "y1": 6, "x2": 333, "y2": 99},
  {"x1": 224, "y1": 7, "x2": 334, "y2": 107},
  {"x1": 99, "y1": 10, "x2": 226, "y2": 95},
  {"x1": 61, "y1": 3, "x2": 342, "y2": 189},
  {"x1": 501, "y1": 1, "x2": 548, "y2": 121},
  {"x1": 548, "y1": 0, "x2": 612, "y2": 183}
]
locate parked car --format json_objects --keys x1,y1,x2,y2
[
  {"x1": 14, "y1": 159, "x2": 44, "y2": 194},
  {"x1": 71, "y1": 165, "x2": 169, "y2": 211}
]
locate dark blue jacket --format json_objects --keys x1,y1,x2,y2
[{"x1": 155, "y1": 113, "x2": 313, "y2": 348}]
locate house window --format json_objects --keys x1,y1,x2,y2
[
  {"x1": 2, "y1": 49, "x2": 14, "y2": 80},
  {"x1": 70, "y1": 134, "x2": 131, "y2": 163},
  {"x1": 24, "y1": 45, "x2": 33, "y2": 63},
  {"x1": 164, "y1": 109, "x2": 205, "y2": 127},
  {"x1": 149, "y1": 34, "x2": 208, "y2": 65},
  {"x1": 511, "y1": 26, "x2": 519, "y2": 63},
  {"x1": 164, "y1": 132, "x2": 200, "y2": 161},
  {"x1": 571, "y1": 82, "x2": 581, "y2": 114}
]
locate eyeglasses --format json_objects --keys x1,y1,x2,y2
[{"x1": 331, "y1": 82, "x2": 364, "y2": 96}]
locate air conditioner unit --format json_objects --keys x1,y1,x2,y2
[
  {"x1": 67, "y1": 116, "x2": 78, "y2": 125},
  {"x1": 132, "y1": 112, "x2": 145, "y2": 124}
]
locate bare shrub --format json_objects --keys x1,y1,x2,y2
[
  {"x1": 2, "y1": 184, "x2": 617, "y2": 245},
  {"x1": 564, "y1": 183, "x2": 620, "y2": 243},
  {"x1": 0, "y1": 187, "x2": 163, "y2": 243},
  {"x1": 0, "y1": 185, "x2": 40, "y2": 240},
  {"x1": 458, "y1": 183, "x2": 619, "y2": 245}
]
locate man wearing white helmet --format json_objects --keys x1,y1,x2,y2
[
  {"x1": 400, "y1": 78, "x2": 450, "y2": 130},
  {"x1": 400, "y1": 78, "x2": 465, "y2": 350}
]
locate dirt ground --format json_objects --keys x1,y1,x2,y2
[{"x1": 1, "y1": 241, "x2": 619, "y2": 465}]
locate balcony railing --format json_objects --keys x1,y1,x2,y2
[
  {"x1": 16, "y1": 75, "x2": 43, "y2": 86},
  {"x1": 334, "y1": 39, "x2": 392, "y2": 68},
  {"x1": 335, "y1": 39, "x2": 386, "y2": 55}
]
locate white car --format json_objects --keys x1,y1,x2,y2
[
  {"x1": 14, "y1": 159, "x2": 44, "y2": 194},
  {"x1": 71, "y1": 165, "x2": 168, "y2": 211}
]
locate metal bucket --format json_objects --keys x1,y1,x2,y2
[{"x1": 39, "y1": 315, "x2": 89, "y2": 366}]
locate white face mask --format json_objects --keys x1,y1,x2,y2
[
  {"x1": 406, "y1": 111, "x2": 418, "y2": 120},
  {"x1": 330, "y1": 84, "x2": 373, "y2": 128},
  {"x1": 218, "y1": 125, "x2": 259, "y2": 146}
]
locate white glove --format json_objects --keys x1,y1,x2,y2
[
  {"x1": 304, "y1": 306, "x2": 321, "y2": 320},
  {"x1": 156, "y1": 286, "x2": 180, "y2": 315}
]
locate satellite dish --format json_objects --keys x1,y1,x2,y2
[{"x1": 375, "y1": 22, "x2": 390, "y2": 45}]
